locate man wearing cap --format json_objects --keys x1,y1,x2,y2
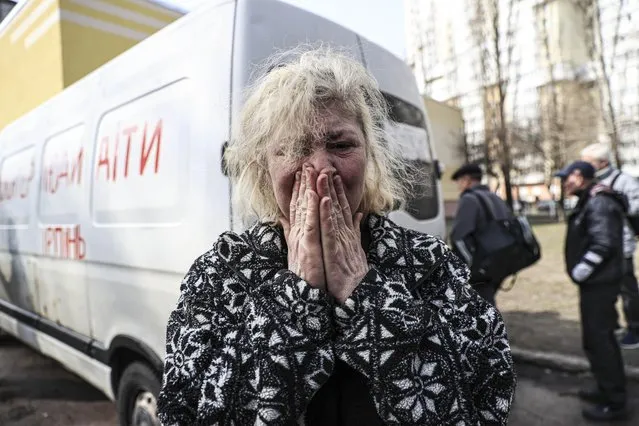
[
  {"x1": 450, "y1": 163, "x2": 513, "y2": 306},
  {"x1": 582, "y1": 143, "x2": 639, "y2": 349},
  {"x1": 556, "y1": 160, "x2": 629, "y2": 421}
]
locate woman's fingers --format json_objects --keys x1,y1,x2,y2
[
  {"x1": 305, "y1": 190, "x2": 321, "y2": 234},
  {"x1": 307, "y1": 167, "x2": 318, "y2": 194},
  {"x1": 333, "y1": 175, "x2": 353, "y2": 228},
  {"x1": 328, "y1": 173, "x2": 347, "y2": 231},
  {"x1": 353, "y1": 212, "x2": 363, "y2": 238},
  {"x1": 285, "y1": 167, "x2": 326, "y2": 290},
  {"x1": 289, "y1": 171, "x2": 301, "y2": 225},
  {"x1": 279, "y1": 216, "x2": 291, "y2": 241},
  {"x1": 318, "y1": 173, "x2": 338, "y2": 231},
  {"x1": 320, "y1": 195, "x2": 336, "y2": 250},
  {"x1": 299, "y1": 168, "x2": 309, "y2": 228}
]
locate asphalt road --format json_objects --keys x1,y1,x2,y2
[
  {"x1": 0, "y1": 335, "x2": 116, "y2": 426},
  {"x1": 1, "y1": 334, "x2": 637, "y2": 425}
]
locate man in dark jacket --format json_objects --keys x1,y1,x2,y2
[
  {"x1": 450, "y1": 163, "x2": 513, "y2": 306},
  {"x1": 582, "y1": 143, "x2": 639, "y2": 349},
  {"x1": 556, "y1": 160, "x2": 629, "y2": 422}
]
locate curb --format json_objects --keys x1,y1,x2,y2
[{"x1": 510, "y1": 346, "x2": 639, "y2": 381}]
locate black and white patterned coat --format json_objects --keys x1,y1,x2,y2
[{"x1": 157, "y1": 214, "x2": 516, "y2": 425}]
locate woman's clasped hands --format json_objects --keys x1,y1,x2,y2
[{"x1": 280, "y1": 165, "x2": 369, "y2": 303}]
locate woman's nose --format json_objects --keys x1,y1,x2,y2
[{"x1": 305, "y1": 150, "x2": 335, "y2": 174}]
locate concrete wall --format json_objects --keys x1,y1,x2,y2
[{"x1": 424, "y1": 97, "x2": 465, "y2": 217}]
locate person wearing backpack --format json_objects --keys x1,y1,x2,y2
[
  {"x1": 449, "y1": 163, "x2": 514, "y2": 307},
  {"x1": 556, "y1": 160, "x2": 629, "y2": 422},
  {"x1": 582, "y1": 143, "x2": 639, "y2": 349}
]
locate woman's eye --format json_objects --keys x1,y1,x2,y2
[{"x1": 330, "y1": 142, "x2": 353, "y2": 150}]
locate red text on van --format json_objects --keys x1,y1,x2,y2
[
  {"x1": 96, "y1": 119, "x2": 163, "y2": 182},
  {"x1": 43, "y1": 225, "x2": 86, "y2": 260},
  {"x1": 42, "y1": 148, "x2": 83, "y2": 194},
  {"x1": 0, "y1": 159, "x2": 35, "y2": 202}
]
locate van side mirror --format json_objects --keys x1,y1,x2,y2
[
  {"x1": 221, "y1": 141, "x2": 229, "y2": 176},
  {"x1": 434, "y1": 160, "x2": 443, "y2": 180}
]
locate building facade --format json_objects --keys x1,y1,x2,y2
[
  {"x1": 406, "y1": 0, "x2": 639, "y2": 198},
  {"x1": 0, "y1": 0, "x2": 183, "y2": 131},
  {"x1": 424, "y1": 98, "x2": 466, "y2": 217}
]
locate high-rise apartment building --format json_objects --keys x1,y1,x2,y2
[{"x1": 406, "y1": 0, "x2": 639, "y2": 196}]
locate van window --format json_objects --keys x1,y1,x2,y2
[
  {"x1": 39, "y1": 125, "x2": 85, "y2": 224},
  {"x1": 92, "y1": 80, "x2": 190, "y2": 226},
  {"x1": 0, "y1": 146, "x2": 36, "y2": 227},
  {"x1": 383, "y1": 93, "x2": 439, "y2": 220}
]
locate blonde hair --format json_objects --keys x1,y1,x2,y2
[
  {"x1": 224, "y1": 45, "x2": 410, "y2": 223},
  {"x1": 581, "y1": 143, "x2": 611, "y2": 163}
]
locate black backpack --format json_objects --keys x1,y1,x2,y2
[
  {"x1": 467, "y1": 191, "x2": 541, "y2": 282},
  {"x1": 610, "y1": 172, "x2": 639, "y2": 237}
]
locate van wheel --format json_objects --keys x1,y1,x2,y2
[{"x1": 117, "y1": 362, "x2": 161, "y2": 426}]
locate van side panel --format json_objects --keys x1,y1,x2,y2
[
  {"x1": 0, "y1": 0, "x2": 235, "y2": 390},
  {"x1": 86, "y1": 2, "x2": 235, "y2": 361},
  {"x1": 358, "y1": 38, "x2": 445, "y2": 238},
  {"x1": 0, "y1": 106, "x2": 58, "y2": 328},
  {"x1": 0, "y1": 142, "x2": 40, "y2": 316},
  {"x1": 36, "y1": 82, "x2": 98, "y2": 338},
  {"x1": 357, "y1": 38, "x2": 426, "y2": 111},
  {"x1": 232, "y1": 0, "x2": 364, "y2": 90}
]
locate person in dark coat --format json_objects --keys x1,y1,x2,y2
[
  {"x1": 156, "y1": 47, "x2": 516, "y2": 425},
  {"x1": 449, "y1": 164, "x2": 514, "y2": 307},
  {"x1": 582, "y1": 143, "x2": 639, "y2": 349},
  {"x1": 556, "y1": 160, "x2": 629, "y2": 422}
]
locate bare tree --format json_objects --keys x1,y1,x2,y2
[
  {"x1": 468, "y1": 0, "x2": 520, "y2": 208},
  {"x1": 574, "y1": 0, "x2": 625, "y2": 167},
  {"x1": 532, "y1": 0, "x2": 602, "y2": 219},
  {"x1": 538, "y1": 2, "x2": 565, "y2": 185},
  {"x1": 455, "y1": 131, "x2": 472, "y2": 165}
]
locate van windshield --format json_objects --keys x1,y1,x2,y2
[{"x1": 383, "y1": 92, "x2": 439, "y2": 220}]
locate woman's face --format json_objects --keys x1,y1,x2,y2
[{"x1": 267, "y1": 107, "x2": 367, "y2": 220}]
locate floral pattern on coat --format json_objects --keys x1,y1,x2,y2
[{"x1": 157, "y1": 214, "x2": 516, "y2": 425}]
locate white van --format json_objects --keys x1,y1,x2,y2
[{"x1": 0, "y1": 0, "x2": 444, "y2": 424}]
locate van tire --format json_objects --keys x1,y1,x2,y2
[{"x1": 117, "y1": 362, "x2": 162, "y2": 426}]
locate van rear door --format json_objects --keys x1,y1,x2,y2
[{"x1": 358, "y1": 39, "x2": 444, "y2": 238}]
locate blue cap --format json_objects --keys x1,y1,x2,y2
[{"x1": 555, "y1": 161, "x2": 596, "y2": 179}]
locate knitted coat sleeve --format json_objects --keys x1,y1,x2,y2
[{"x1": 157, "y1": 251, "x2": 335, "y2": 425}]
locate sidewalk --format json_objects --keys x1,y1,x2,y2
[{"x1": 495, "y1": 222, "x2": 639, "y2": 378}]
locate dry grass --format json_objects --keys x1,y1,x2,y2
[
  {"x1": 496, "y1": 222, "x2": 639, "y2": 362},
  {"x1": 498, "y1": 222, "x2": 581, "y2": 322}
]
